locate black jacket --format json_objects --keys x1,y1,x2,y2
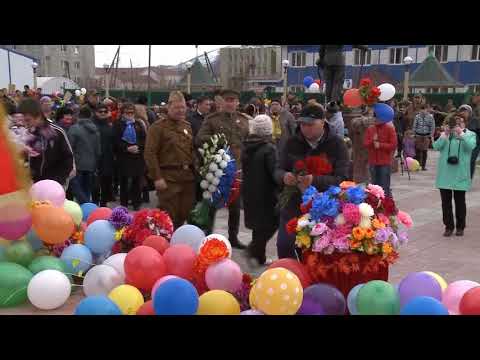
[
  {"x1": 93, "y1": 116, "x2": 115, "y2": 176},
  {"x1": 112, "y1": 117, "x2": 146, "y2": 177},
  {"x1": 187, "y1": 110, "x2": 206, "y2": 139},
  {"x1": 241, "y1": 136, "x2": 280, "y2": 230},
  {"x1": 274, "y1": 124, "x2": 350, "y2": 219}
]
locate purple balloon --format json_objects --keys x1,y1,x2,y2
[
  {"x1": 297, "y1": 296, "x2": 325, "y2": 315},
  {"x1": 300, "y1": 283, "x2": 346, "y2": 315},
  {"x1": 398, "y1": 272, "x2": 442, "y2": 308}
]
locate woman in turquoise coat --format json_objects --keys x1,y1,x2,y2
[{"x1": 433, "y1": 114, "x2": 477, "y2": 237}]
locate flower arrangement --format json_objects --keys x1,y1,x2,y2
[{"x1": 358, "y1": 78, "x2": 381, "y2": 106}]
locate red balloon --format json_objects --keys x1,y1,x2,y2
[
  {"x1": 125, "y1": 246, "x2": 167, "y2": 292},
  {"x1": 143, "y1": 235, "x2": 169, "y2": 255},
  {"x1": 163, "y1": 244, "x2": 196, "y2": 281},
  {"x1": 459, "y1": 286, "x2": 480, "y2": 315},
  {"x1": 87, "y1": 207, "x2": 112, "y2": 226},
  {"x1": 343, "y1": 88, "x2": 364, "y2": 108},
  {"x1": 268, "y1": 258, "x2": 313, "y2": 288},
  {"x1": 314, "y1": 79, "x2": 322, "y2": 86},
  {"x1": 136, "y1": 300, "x2": 155, "y2": 315}
]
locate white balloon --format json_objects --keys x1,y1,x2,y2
[
  {"x1": 378, "y1": 83, "x2": 396, "y2": 101},
  {"x1": 309, "y1": 83, "x2": 320, "y2": 91},
  {"x1": 27, "y1": 270, "x2": 71, "y2": 310},
  {"x1": 83, "y1": 264, "x2": 123, "y2": 297},
  {"x1": 74, "y1": 90, "x2": 81, "y2": 97},
  {"x1": 170, "y1": 224, "x2": 206, "y2": 253},
  {"x1": 102, "y1": 253, "x2": 127, "y2": 280},
  {"x1": 200, "y1": 234, "x2": 232, "y2": 258},
  {"x1": 80, "y1": 88, "x2": 87, "y2": 95}
]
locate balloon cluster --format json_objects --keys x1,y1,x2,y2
[{"x1": 303, "y1": 76, "x2": 322, "y2": 93}]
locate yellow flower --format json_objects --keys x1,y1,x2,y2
[
  {"x1": 114, "y1": 228, "x2": 125, "y2": 241},
  {"x1": 382, "y1": 242, "x2": 393, "y2": 255},
  {"x1": 372, "y1": 218, "x2": 385, "y2": 229},
  {"x1": 295, "y1": 234, "x2": 311, "y2": 249}
]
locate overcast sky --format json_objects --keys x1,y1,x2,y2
[{"x1": 94, "y1": 45, "x2": 233, "y2": 68}]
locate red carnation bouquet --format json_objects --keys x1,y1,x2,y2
[{"x1": 359, "y1": 78, "x2": 381, "y2": 106}]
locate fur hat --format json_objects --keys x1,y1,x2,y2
[{"x1": 251, "y1": 114, "x2": 273, "y2": 137}]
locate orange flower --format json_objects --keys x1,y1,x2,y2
[
  {"x1": 194, "y1": 239, "x2": 229, "y2": 274},
  {"x1": 363, "y1": 239, "x2": 376, "y2": 255},
  {"x1": 365, "y1": 228, "x2": 376, "y2": 239},
  {"x1": 350, "y1": 237, "x2": 362, "y2": 249},
  {"x1": 352, "y1": 227, "x2": 365, "y2": 241},
  {"x1": 340, "y1": 181, "x2": 356, "y2": 190},
  {"x1": 382, "y1": 242, "x2": 393, "y2": 255},
  {"x1": 372, "y1": 218, "x2": 385, "y2": 229}
]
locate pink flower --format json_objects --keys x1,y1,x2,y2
[
  {"x1": 332, "y1": 234, "x2": 350, "y2": 251},
  {"x1": 342, "y1": 203, "x2": 361, "y2": 225},
  {"x1": 310, "y1": 222, "x2": 328, "y2": 236},
  {"x1": 397, "y1": 210, "x2": 413, "y2": 228},
  {"x1": 377, "y1": 213, "x2": 390, "y2": 225},
  {"x1": 367, "y1": 184, "x2": 385, "y2": 199},
  {"x1": 313, "y1": 233, "x2": 332, "y2": 252}
]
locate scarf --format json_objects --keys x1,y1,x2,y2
[
  {"x1": 121, "y1": 118, "x2": 137, "y2": 145},
  {"x1": 271, "y1": 113, "x2": 282, "y2": 141}
]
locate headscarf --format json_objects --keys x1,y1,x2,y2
[{"x1": 121, "y1": 117, "x2": 137, "y2": 145}]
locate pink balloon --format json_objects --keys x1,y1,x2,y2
[
  {"x1": 442, "y1": 280, "x2": 480, "y2": 314},
  {"x1": 30, "y1": 180, "x2": 66, "y2": 207},
  {"x1": 163, "y1": 244, "x2": 196, "y2": 281},
  {"x1": 0, "y1": 202, "x2": 32, "y2": 240},
  {"x1": 205, "y1": 258, "x2": 242, "y2": 293},
  {"x1": 151, "y1": 275, "x2": 179, "y2": 297}
]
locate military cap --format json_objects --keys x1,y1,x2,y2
[{"x1": 220, "y1": 89, "x2": 240, "y2": 99}]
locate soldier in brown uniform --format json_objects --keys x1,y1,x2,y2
[
  {"x1": 196, "y1": 89, "x2": 250, "y2": 249},
  {"x1": 144, "y1": 91, "x2": 195, "y2": 229}
]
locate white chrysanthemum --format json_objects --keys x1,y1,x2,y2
[
  {"x1": 335, "y1": 214, "x2": 346, "y2": 226},
  {"x1": 218, "y1": 149, "x2": 225, "y2": 155},
  {"x1": 203, "y1": 191, "x2": 211, "y2": 200},
  {"x1": 359, "y1": 216, "x2": 371, "y2": 229},
  {"x1": 359, "y1": 203, "x2": 374, "y2": 217},
  {"x1": 214, "y1": 154, "x2": 222, "y2": 163},
  {"x1": 200, "y1": 180, "x2": 209, "y2": 189},
  {"x1": 215, "y1": 169, "x2": 224, "y2": 178},
  {"x1": 208, "y1": 185, "x2": 217, "y2": 193},
  {"x1": 219, "y1": 160, "x2": 228, "y2": 169},
  {"x1": 211, "y1": 178, "x2": 220, "y2": 186},
  {"x1": 198, "y1": 149, "x2": 205, "y2": 155},
  {"x1": 203, "y1": 143, "x2": 208, "y2": 149},
  {"x1": 209, "y1": 163, "x2": 218, "y2": 172},
  {"x1": 205, "y1": 173, "x2": 215, "y2": 182},
  {"x1": 223, "y1": 154, "x2": 231, "y2": 162}
]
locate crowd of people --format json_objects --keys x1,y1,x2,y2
[{"x1": 2, "y1": 85, "x2": 480, "y2": 266}]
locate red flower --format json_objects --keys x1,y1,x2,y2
[
  {"x1": 360, "y1": 78, "x2": 372, "y2": 87},
  {"x1": 370, "y1": 87, "x2": 381, "y2": 97},
  {"x1": 294, "y1": 160, "x2": 306, "y2": 172},
  {"x1": 305, "y1": 155, "x2": 333, "y2": 176},
  {"x1": 365, "y1": 192, "x2": 380, "y2": 210},
  {"x1": 286, "y1": 218, "x2": 298, "y2": 235},
  {"x1": 134, "y1": 228, "x2": 152, "y2": 247},
  {"x1": 381, "y1": 196, "x2": 398, "y2": 217},
  {"x1": 300, "y1": 200, "x2": 312, "y2": 214}
]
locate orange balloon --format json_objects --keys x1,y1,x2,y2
[
  {"x1": 32, "y1": 205, "x2": 75, "y2": 245},
  {"x1": 343, "y1": 88, "x2": 364, "y2": 108}
]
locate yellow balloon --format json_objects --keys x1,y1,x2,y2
[
  {"x1": 108, "y1": 285, "x2": 144, "y2": 315},
  {"x1": 63, "y1": 200, "x2": 83, "y2": 226},
  {"x1": 423, "y1": 271, "x2": 448, "y2": 291},
  {"x1": 249, "y1": 283, "x2": 258, "y2": 310},
  {"x1": 252, "y1": 267, "x2": 303, "y2": 315},
  {"x1": 197, "y1": 290, "x2": 240, "y2": 315}
]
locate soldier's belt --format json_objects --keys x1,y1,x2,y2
[{"x1": 159, "y1": 164, "x2": 194, "y2": 170}]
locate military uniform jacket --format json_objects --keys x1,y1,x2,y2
[
  {"x1": 196, "y1": 111, "x2": 250, "y2": 168},
  {"x1": 144, "y1": 117, "x2": 195, "y2": 183}
]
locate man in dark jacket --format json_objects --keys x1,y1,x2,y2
[
  {"x1": 274, "y1": 104, "x2": 350, "y2": 259},
  {"x1": 187, "y1": 96, "x2": 211, "y2": 139},
  {"x1": 67, "y1": 106, "x2": 101, "y2": 204}
]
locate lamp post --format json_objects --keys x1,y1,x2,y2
[
  {"x1": 282, "y1": 59, "x2": 289, "y2": 107},
  {"x1": 32, "y1": 62, "x2": 38, "y2": 90},
  {"x1": 403, "y1": 56, "x2": 413, "y2": 101},
  {"x1": 103, "y1": 63, "x2": 110, "y2": 98},
  {"x1": 186, "y1": 62, "x2": 193, "y2": 95}
]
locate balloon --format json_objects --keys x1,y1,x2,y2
[
  {"x1": 75, "y1": 90, "x2": 81, "y2": 97},
  {"x1": 87, "y1": 207, "x2": 112, "y2": 226},
  {"x1": 197, "y1": 290, "x2": 240, "y2": 315},
  {"x1": 297, "y1": 295, "x2": 325, "y2": 315},
  {"x1": 163, "y1": 244, "x2": 196, "y2": 280},
  {"x1": 398, "y1": 272, "x2": 442, "y2": 308},
  {"x1": 300, "y1": 283, "x2": 346, "y2": 315},
  {"x1": 378, "y1": 83, "x2": 396, "y2": 101},
  {"x1": 60, "y1": 244, "x2": 93, "y2": 274},
  {"x1": 314, "y1": 79, "x2": 322, "y2": 86},
  {"x1": 26, "y1": 229, "x2": 44, "y2": 251},
  {"x1": 153, "y1": 278, "x2": 199, "y2": 315},
  {"x1": 406, "y1": 157, "x2": 420, "y2": 171},
  {"x1": 84, "y1": 220, "x2": 116, "y2": 255},
  {"x1": 63, "y1": 200, "x2": 83, "y2": 225},
  {"x1": 80, "y1": 88, "x2": 87, "y2": 95},
  {"x1": 108, "y1": 284, "x2": 144, "y2": 315},
  {"x1": 373, "y1": 103, "x2": 394, "y2": 122},
  {"x1": 143, "y1": 235, "x2": 169, "y2": 254},
  {"x1": 442, "y1": 280, "x2": 480, "y2": 315},
  {"x1": 0, "y1": 262, "x2": 33, "y2": 307},
  {"x1": 32, "y1": 205, "x2": 74, "y2": 245},
  {"x1": 28, "y1": 256, "x2": 68, "y2": 276},
  {"x1": 459, "y1": 287, "x2": 480, "y2": 315},
  {"x1": 347, "y1": 283, "x2": 364, "y2": 315},
  {"x1": 200, "y1": 234, "x2": 232, "y2": 257},
  {"x1": 5, "y1": 241, "x2": 34, "y2": 267},
  {"x1": 74, "y1": 295, "x2": 122, "y2": 315},
  {"x1": 152, "y1": 275, "x2": 179, "y2": 297},
  {"x1": 102, "y1": 253, "x2": 127, "y2": 280},
  {"x1": 268, "y1": 259, "x2": 312, "y2": 288},
  {"x1": 303, "y1": 76, "x2": 314, "y2": 88},
  {"x1": 124, "y1": 246, "x2": 166, "y2": 292},
  {"x1": 170, "y1": 225, "x2": 205, "y2": 253},
  {"x1": 251, "y1": 267, "x2": 303, "y2": 315},
  {"x1": 423, "y1": 271, "x2": 448, "y2": 291},
  {"x1": 80, "y1": 203, "x2": 98, "y2": 222},
  {"x1": 136, "y1": 300, "x2": 155, "y2": 315},
  {"x1": 240, "y1": 309, "x2": 264, "y2": 315},
  {"x1": 400, "y1": 296, "x2": 449, "y2": 315},
  {"x1": 0, "y1": 201, "x2": 32, "y2": 240},
  {"x1": 0, "y1": 243, "x2": 5, "y2": 262},
  {"x1": 309, "y1": 83, "x2": 320, "y2": 92},
  {"x1": 83, "y1": 264, "x2": 123, "y2": 297},
  {"x1": 27, "y1": 270, "x2": 71, "y2": 310},
  {"x1": 343, "y1": 88, "x2": 363, "y2": 108},
  {"x1": 30, "y1": 180, "x2": 66, "y2": 207},
  {"x1": 356, "y1": 280, "x2": 400, "y2": 315},
  {"x1": 205, "y1": 258, "x2": 242, "y2": 293}
]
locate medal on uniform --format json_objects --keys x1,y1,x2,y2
[
  {"x1": 184, "y1": 129, "x2": 188, "y2": 135},
  {"x1": 236, "y1": 119, "x2": 240, "y2": 124}
]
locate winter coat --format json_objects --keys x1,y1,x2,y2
[
  {"x1": 187, "y1": 110, "x2": 206, "y2": 139},
  {"x1": 433, "y1": 130, "x2": 476, "y2": 191},
  {"x1": 112, "y1": 117, "x2": 146, "y2": 177},
  {"x1": 241, "y1": 135, "x2": 280, "y2": 230},
  {"x1": 271, "y1": 110, "x2": 297, "y2": 157},
  {"x1": 364, "y1": 123, "x2": 397, "y2": 166},
  {"x1": 93, "y1": 116, "x2": 115, "y2": 176},
  {"x1": 326, "y1": 111, "x2": 345, "y2": 139},
  {"x1": 67, "y1": 118, "x2": 101, "y2": 172}
]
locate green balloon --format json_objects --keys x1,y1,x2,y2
[
  {"x1": 64, "y1": 200, "x2": 83, "y2": 226},
  {"x1": 0, "y1": 262, "x2": 33, "y2": 307},
  {"x1": 356, "y1": 280, "x2": 400, "y2": 315},
  {"x1": 34, "y1": 249, "x2": 51, "y2": 257},
  {"x1": 29, "y1": 256, "x2": 68, "y2": 275},
  {"x1": 5, "y1": 241, "x2": 35, "y2": 267}
]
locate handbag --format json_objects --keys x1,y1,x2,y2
[{"x1": 447, "y1": 136, "x2": 461, "y2": 165}]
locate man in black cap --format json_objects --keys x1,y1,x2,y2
[{"x1": 274, "y1": 104, "x2": 350, "y2": 259}]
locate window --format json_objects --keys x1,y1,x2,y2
[
  {"x1": 353, "y1": 48, "x2": 371, "y2": 65},
  {"x1": 271, "y1": 49, "x2": 277, "y2": 74},
  {"x1": 291, "y1": 51, "x2": 306, "y2": 67},
  {"x1": 471, "y1": 45, "x2": 480, "y2": 61},
  {"x1": 60, "y1": 45, "x2": 68, "y2": 52},
  {"x1": 468, "y1": 84, "x2": 480, "y2": 93},
  {"x1": 428, "y1": 45, "x2": 448, "y2": 62},
  {"x1": 389, "y1": 47, "x2": 408, "y2": 64},
  {"x1": 75, "y1": 62, "x2": 80, "y2": 69}
]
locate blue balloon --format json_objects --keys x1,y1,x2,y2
[
  {"x1": 303, "y1": 76, "x2": 314, "y2": 88},
  {"x1": 373, "y1": 103, "x2": 394, "y2": 122},
  {"x1": 61, "y1": 244, "x2": 93, "y2": 273},
  {"x1": 153, "y1": 278, "x2": 199, "y2": 315},
  {"x1": 26, "y1": 229, "x2": 44, "y2": 251},
  {"x1": 80, "y1": 203, "x2": 98, "y2": 222},
  {"x1": 347, "y1": 283, "x2": 364, "y2": 315},
  {"x1": 400, "y1": 296, "x2": 449, "y2": 315},
  {"x1": 84, "y1": 220, "x2": 116, "y2": 255},
  {"x1": 75, "y1": 295, "x2": 122, "y2": 315}
]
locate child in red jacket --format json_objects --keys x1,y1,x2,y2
[{"x1": 364, "y1": 106, "x2": 397, "y2": 196}]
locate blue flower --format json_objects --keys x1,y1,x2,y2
[
  {"x1": 310, "y1": 194, "x2": 340, "y2": 221},
  {"x1": 346, "y1": 186, "x2": 366, "y2": 205},
  {"x1": 325, "y1": 186, "x2": 341, "y2": 198},
  {"x1": 302, "y1": 186, "x2": 318, "y2": 205}
]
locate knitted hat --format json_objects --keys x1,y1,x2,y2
[
  {"x1": 251, "y1": 114, "x2": 273, "y2": 137},
  {"x1": 458, "y1": 104, "x2": 473, "y2": 115}
]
